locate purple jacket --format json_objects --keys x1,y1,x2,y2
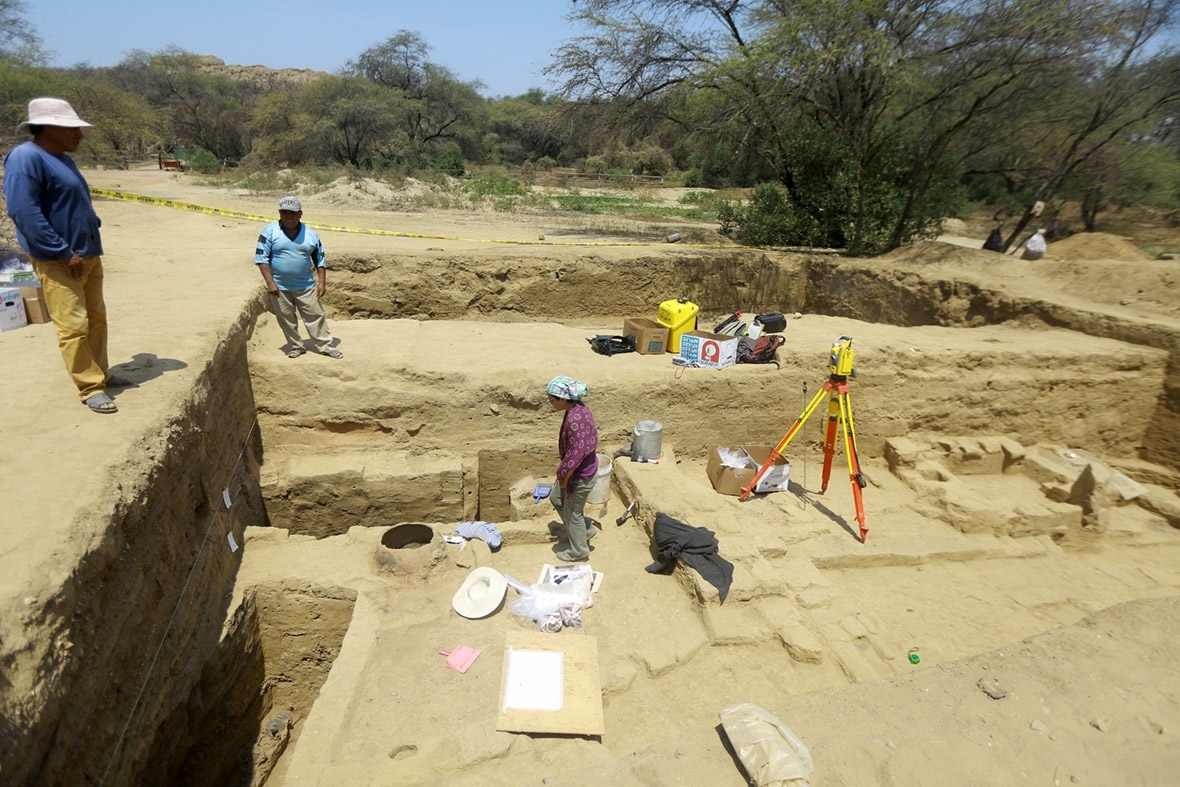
[{"x1": 557, "y1": 403, "x2": 598, "y2": 485}]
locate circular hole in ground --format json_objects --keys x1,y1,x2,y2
[{"x1": 381, "y1": 523, "x2": 435, "y2": 550}]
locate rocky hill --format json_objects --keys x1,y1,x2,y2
[{"x1": 191, "y1": 55, "x2": 328, "y2": 89}]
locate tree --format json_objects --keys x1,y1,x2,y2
[
  {"x1": 103, "y1": 49, "x2": 258, "y2": 160},
  {"x1": 972, "y1": 3, "x2": 1180, "y2": 249},
  {"x1": 484, "y1": 92, "x2": 569, "y2": 164},
  {"x1": 549, "y1": 0, "x2": 1180, "y2": 255},
  {"x1": 69, "y1": 71, "x2": 165, "y2": 159},
  {"x1": 252, "y1": 76, "x2": 410, "y2": 168},
  {"x1": 0, "y1": 0, "x2": 45, "y2": 65},
  {"x1": 346, "y1": 32, "x2": 487, "y2": 163}
]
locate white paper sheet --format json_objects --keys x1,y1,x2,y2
[{"x1": 503, "y1": 649, "x2": 563, "y2": 712}]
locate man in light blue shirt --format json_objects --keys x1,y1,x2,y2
[{"x1": 254, "y1": 196, "x2": 342, "y2": 358}]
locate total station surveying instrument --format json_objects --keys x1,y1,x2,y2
[{"x1": 739, "y1": 336, "x2": 869, "y2": 542}]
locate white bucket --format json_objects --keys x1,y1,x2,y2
[{"x1": 586, "y1": 453, "x2": 612, "y2": 507}]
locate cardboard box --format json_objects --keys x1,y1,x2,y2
[
  {"x1": 622, "y1": 317, "x2": 670, "y2": 355},
  {"x1": 20, "y1": 286, "x2": 50, "y2": 324},
  {"x1": 0, "y1": 287, "x2": 28, "y2": 332},
  {"x1": 678, "y1": 330, "x2": 739, "y2": 369},
  {"x1": 742, "y1": 446, "x2": 792, "y2": 493},
  {"x1": 706, "y1": 446, "x2": 791, "y2": 496}
]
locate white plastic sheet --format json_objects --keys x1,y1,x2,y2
[{"x1": 719, "y1": 702, "x2": 814, "y2": 787}]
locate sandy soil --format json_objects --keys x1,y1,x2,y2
[{"x1": 2, "y1": 165, "x2": 1179, "y2": 786}]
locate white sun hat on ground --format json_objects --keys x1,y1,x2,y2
[
  {"x1": 452, "y1": 566, "x2": 508, "y2": 619},
  {"x1": 20, "y1": 97, "x2": 92, "y2": 130}
]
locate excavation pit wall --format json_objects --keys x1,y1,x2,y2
[{"x1": 6, "y1": 245, "x2": 1180, "y2": 787}]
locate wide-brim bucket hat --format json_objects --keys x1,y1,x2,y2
[
  {"x1": 19, "y1": 97, "x2": 92, "y2": 130},
  {"x1": 452, "y1": 566, "x2": 508, "y2": 619}
]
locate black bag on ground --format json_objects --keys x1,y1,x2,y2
[
  {"x1": 983, "y1": 227, "x2": 1005, "y2": 252},
  {"x1": 737, "y1": 334, "x2": 785, "y2": 366},
  {"x1": 587, "y1": 334, "x2": 636, "y2": 356},
  {"x1": 754, "y1": 312, "x2": 787, "y2": 333}
]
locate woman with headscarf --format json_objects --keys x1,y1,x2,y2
[{"x1": 546, "y1": 376, "x2": 598, "y2": 562}]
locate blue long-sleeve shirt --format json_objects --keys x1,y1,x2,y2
[{"x1": 3, "y1": 141, "x2": 103, "y2": 261}]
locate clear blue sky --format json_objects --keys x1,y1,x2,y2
[{"x1": 23, "y1": 0, "x2": 581, "y2": 98}]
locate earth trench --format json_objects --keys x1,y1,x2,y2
[{"x1": 17, "y1": 244, "x2": 1180, "y2": 786}]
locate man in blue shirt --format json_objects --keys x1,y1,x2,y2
[
  {"x1": 3, "y1": 97, "x2": 132, "y2": 413},
  {"x1": 254, "y1": 196, "x2": 342, "y2": 358}
]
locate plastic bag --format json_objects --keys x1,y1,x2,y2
[
  {"x1": 1022, "y1": 230, "x2": 1047, "y2": 260},
  {"x1": 717, "y1": 446, "x2": 754, "y2": 470},
  {"x1": 503, "y1": 573, "x2": 592, "y2": 632},
  {"x1": 718, "y1": 703, "x2": 814, "y2": 787}
]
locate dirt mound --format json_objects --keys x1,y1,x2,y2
[
  {"x1": 1050, "y1": 231, "x2": 1152, "y2": 262},
  {"x1": 880, "y1": 239, "x2": 997, "y2": 267}
]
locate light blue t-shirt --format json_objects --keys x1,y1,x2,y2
[{"x1": 254, "y1": 221, "x2": 325, "y2": 291}]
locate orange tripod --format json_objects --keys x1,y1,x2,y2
[{"x1": 739, "y1": 336, "x2": 868, "y2": 542}]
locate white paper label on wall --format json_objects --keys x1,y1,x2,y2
[
  {"x1": 222, "y1": 488, "x2": 232, "y2": 509},
  {"x1": 227, "y1": 532, "x2": 239, "y2": 552}
]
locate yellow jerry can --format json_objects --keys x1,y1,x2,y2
[{"x1": 657, "y1": 298, "x2": 700, "y2": 353}]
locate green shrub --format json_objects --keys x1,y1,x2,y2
[
  {"x1": 188, "y1": 147, "x2": 221, "y2": 174},
  {"x1": 466, "y1": 175, "x2": 528, "y2": 201},
  {"x1": 583, "y1": 156, "x2": 607, "y2": 174},
  {"x1": 718, "y1": 183, "x2": 827, "y2": 247},
  {"x1": 433, "y1": 146, "x2": 466, "y2": 177},
  {"x1": 683, "y1": 169, "x2": 703, "y2": 188},
  {"x1": 536, "y1": 156, "x2": 557, "y2": 171}
]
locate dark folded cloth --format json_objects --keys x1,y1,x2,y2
[{"x1": 645, "y1": 512, "x2": 734, "y2": 601}]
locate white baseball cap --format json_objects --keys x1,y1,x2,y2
[
  {"x1": 278, "y1": 196, "x2": 302, "y2": 212},
  {"x1": 20, "y1": 97, "x2": 92, "y2": 130}
]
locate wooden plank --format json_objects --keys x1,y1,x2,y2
[{"x1": 496, "y1": 629, "x2": 604, "y2": 737}]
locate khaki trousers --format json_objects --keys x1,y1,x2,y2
[
  {"x1": 550, "y1": 476, "x2": 596, "y2": 560},
  {"x1": 31, "y1": 256, "x2": 109, "y2": 400},
  {"x1": 271, "y1": 288, "x2": 333, "y2": 352}
]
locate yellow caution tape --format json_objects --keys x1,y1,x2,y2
[{"x1": 89, "y1": 187, "x2": 747, "y2": 249}]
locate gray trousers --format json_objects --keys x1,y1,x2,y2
[
  {"x1": 550, "y1": 476, "x2": 595, "y2": 559},
  {"x1": 272, "y1": 288, "x2": 333, "y2": 352}
]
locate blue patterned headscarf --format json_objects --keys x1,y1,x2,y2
[{"x1": 546, "y1": 375, "x2": 589, "y2": 401}]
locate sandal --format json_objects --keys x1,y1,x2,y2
[
  {"x1": 83, "y1": 392, "x2": 118, "y2": 413},
  {"x1": 322, "y1": 348, "x2": 343, "y2": 359},
  {"x1": 286, "y1": 348, "x2": 305, "y2": 359}
]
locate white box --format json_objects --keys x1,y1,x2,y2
[
  {"x1": 0, "y1": 287, "x2": 28, "y2": 332},
  {"x1": 678, "y1": 330, "x2": 739, "y2": 369}
]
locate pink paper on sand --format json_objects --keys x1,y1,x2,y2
[{"x1": 440, "y1": 645, "x2": 481, "y2": 673}]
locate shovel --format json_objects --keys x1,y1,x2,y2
[
  {"x1": 439, "y1": 645, "x2": 481, "y2": 673},
  {"x1": 616, "y1": 500, "x2": 638, "y2": 526}
]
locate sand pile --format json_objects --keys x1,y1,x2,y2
[{"x1": 1050, "y1": 231, "x2": 1153, "y2": 261}]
